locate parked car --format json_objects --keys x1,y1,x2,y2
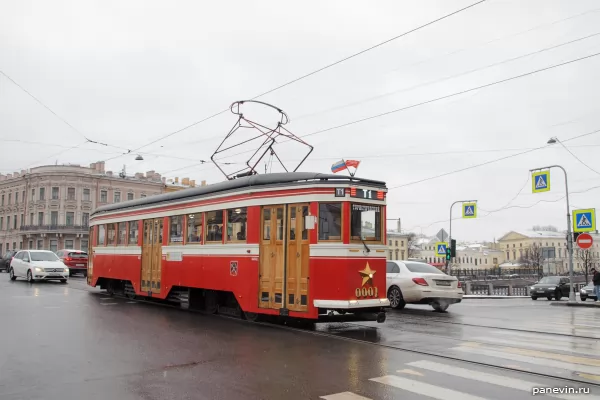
[
  {"x1": 56, "y1": 249, "x2": 88, "y2": 277},
  {"x1": 386, "y1": 260, "x2": 463, "y2": 312},
  {"x1": 529, "y1": 276, "x2": 570, "y2": 300},
  {"x1": 0, "y1": 250, "x2": 17, "y2": 272},
  {"x1": 9, "y1": 250, "x2": 69, "y2": 283},
  {"x1": 580, "y1": 282, "x2": 598, "y2": 301}
]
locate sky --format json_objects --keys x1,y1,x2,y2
[{"x1": 1, "y1": 0, "x2": 600, "y2": 242}]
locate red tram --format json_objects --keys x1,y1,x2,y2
[{"x1": 87, "y1": 172, "x2": 390, "y2": 323}]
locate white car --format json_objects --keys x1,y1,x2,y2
[
  {"x1": 9, "y1": 250, "x2": 69, "y2": 283},
  {"x1": 386, "y1": 260, "x2": 463, "y2": 312}
]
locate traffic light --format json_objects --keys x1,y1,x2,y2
[
  {"x1": 446, "y1": 247, "x2": 451, "y2": 261},
  {"x1": 450, "y1": 239, "x2": 456, "y2": 257},
  {"x1": 573, "y1": 232, "x2": 581, "y2": 241}
]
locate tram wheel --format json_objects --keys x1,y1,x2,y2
[{"x1": 244, "y1": 311, "x2": 261, "y2": 322}]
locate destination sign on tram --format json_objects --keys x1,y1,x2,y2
[{"x1": 344, "y1": 187, "x2": 384, "y2": 200}]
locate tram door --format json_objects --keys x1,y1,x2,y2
[
  {"x1": 141, "y1": 218, "x2": 163, "y2": 294},
  {"x1": 259, "y1": 206, "x2": 285, "y2": 309},
  {"x1": 286, "y1": 204, "x2": 310, "y2": 312}
]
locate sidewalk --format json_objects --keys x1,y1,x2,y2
[
  {"x1": 463, "y1": 295, "x2": 530, "y2": 299},
  {"x1": 549, "y1": 301, "x2": 600, "y2": 308}
]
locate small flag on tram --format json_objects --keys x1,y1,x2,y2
[
  {"x1": 331, "y1": 160, "x2": 347, "y2": 173},
  {"x1": 345, "y1": 160, "x2": 360, "y2": 168}
]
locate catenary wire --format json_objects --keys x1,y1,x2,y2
[{"x1": 124, "y1": 0, "x2": 488, "y2": 154}]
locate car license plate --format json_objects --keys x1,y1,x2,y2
[
  {"x1": 76, "y1": 264, "x2": 84, "y2": 267},
  {"x1": 537, "y1": 290, "x2": 545, "y2": 293},
  {"x1": 435, "y1": 280, "x2": 451, "y2": 286}
]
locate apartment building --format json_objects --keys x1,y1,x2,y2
[{"x1": 0, "y1": 162, "x2": 165, "y2": 254}]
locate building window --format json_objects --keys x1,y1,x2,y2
[
  {"x1": 6, "y1": 216, "x2": 10, "y2": 230},
  {"x1": 66, "y1": 212, "x2": 74, "y2": 226},
  {"x1": 117, "y1": 222, "x2": 127, "y2": 245},
  {"x1": 8, "y1": 193, "x2": 11, "y2": 204},
  {"x1": 506, "y1": 251, "x2": 510, "y2": 260},
  {"x1": 401, "y1": 250, "x2": 405, "y2": 259},
  {"x1": 128, "y1": 221, "x2": 139, "y2": 245},
  {"x1": 81, "y1": 239, "x2": 88, "y2": 251},
  {"x1": 82, "y1": 213, "x2": 90, "y2": 226},
  {"x1": 65, "y1": 239, "x2": 74, "y2": 249},
  {"x1": 205, "y1": 211, "x2": 223, "y2": 242},
  {"x1": 127, "y1": 192, "x2": 134, "y2": 201},
  {"x1": 67, "y1": 187, "x2": 76, "y2": 200},
  {"x1": 98, "y1": 225, "x2": 106, "y2": 246},
  {"x1": 0, "y1": 217, "x2": 3, "y2": 230},
  {"x1": 38, "y1": 212, "x2": 44, "y2": 225},
  {"x1": 31, "y1": 188, "x2": 35, "y2": 200},
  {"x1": 52, "y1": 187, "x2": 59, "y2": 200},
  {"x1": 29, "y1": 213, "x2": 34, "y2": 225},
  {"x1": 114, "y1": 192, "x2": 121, "y2": 203},
  {"x1": 13, "y1": 215, "x2": 17, "y2": 229},
  {"x1": 1, "y1": 195, "x2": 4, "y2": 205},
  {"x1": 37, "y1": 240, "x2": 43, "y2": 250},
  {"x1": 15, "y1": 192, "x2": 18, "y2": 204},
  {"x1": 319, "y1": 203, "x2": 342, "y2": 241},
  {"x1": 100, "y1": 190, "x2": 107, "y2": 203},
  {"x1": 39, "y1": 188, "x2": 45, "y2": 200},
  {"x1": 22, "y1": 190, "x2": 25, "y2": 202},
  {"x1": 401, "y1": 241, "x2": 404, "y2": 246},
  {"x1": 50, "y1": 240, "x2": 58, "y2": 252},
  {"x1": 107, "y1": 224, "x2": 116, "y2": 245},
  {"x1": 51, "y1": 211, "x2": 58, "y2": 226},
  {"x1": 20, "y1": 214, "x2": 24, "y2": 227},
  {"x1": 227, "y1": 208, "x2": 247, "y2": 242},
  {"x1": 28, "y1": 240, "x2": 33, "y2": 250},
  {"x1": 83, "y1": 188, "x2": 90, "y2": 201}
]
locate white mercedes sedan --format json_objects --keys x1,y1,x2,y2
[
  {"x1": 386, "y1": 260, "x2": 463, "y2": 312},
  {"x1": 9, "y1": 250, "x2": 69, "y2": 283}
]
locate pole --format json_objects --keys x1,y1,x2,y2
[
  {"x1": 448, "y1": 199, "x2": 477, "y2": 275},
  {"x1": 530, "y1": 165, "x2": 574, "y2": 302}
]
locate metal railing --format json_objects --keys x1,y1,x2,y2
[{"x1": 20, "y1": 224, "x2": 89, "y2": 232}]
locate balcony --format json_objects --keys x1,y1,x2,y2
[{"x1": 20, "y1": 224, "x2": 90, "y2": 234}]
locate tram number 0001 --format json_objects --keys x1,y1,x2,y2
[{"x1": 355, "y1": 287, "x2": 378, "y2": 298}]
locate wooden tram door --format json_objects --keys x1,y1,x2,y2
[
  {"x1": 286, "y1": 204, "x2": 310, "y2": 312},
  {"x1": 259, "y1": 206, "x2": 285, "y2": 309},
  {"x1": 141, "y1": 218, "x2": 163, "y2": 294},
  {"x1": 258, "y1": 204, "x2": 310, "y2": 313}
]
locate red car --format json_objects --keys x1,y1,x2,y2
[{"x1": 56, "y1": 249, "x2": 88, "y2": 277}]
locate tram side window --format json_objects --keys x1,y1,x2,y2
[
  {"x1": 227, "y1": 208, "x2": 247, "y2": 242},
  {"x1": 97, "y1": 225, "x2": 106, "y2": 246},
  {"x1": 205, "y1": 210, "x2": 223, "y2": 242},
  {"x1": 350, "y1": 203, "x2": 382, "y2": 242},
  {"x1": 107, "y1": 223, "x2": 116, "y2": 245},
  {"x1": 186, "y1": 213, "x2": 202, "y2": 244},
  {"x1": 117, "y1": 222, "x2": 127, "y2": 245},
  {"x1": 169, "y1": 215, "x2": 184, "y2": 244},
  {"x1": 318, "y1": 203, "x2": 342, "y2": 241},
  {"x1": 128, "y1": 220, "x2": 139, "y2": 245}
]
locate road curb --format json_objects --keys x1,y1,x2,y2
[
  {"x1": 549, "y1": 301, "x2": 600, "y2": 307},
  {"x1": 463, "y1": 296, "x2": 531, "y2": 299}
]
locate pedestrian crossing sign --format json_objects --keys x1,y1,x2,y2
[
  {"x1": 573, "y1": 208, "x2": 596, "y2": 233},
  {"x1": 462, "y1": 202, "x2": 477, "y2": 219},
  {"x1": 435, "y1": 242, "x2": 448, "y2": 257},
  {"x1": 531, "y1": 170, "x2": 550, "y2": 193}
]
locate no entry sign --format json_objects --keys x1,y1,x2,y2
[{"x1": 576, "y1": 233, "x2": 593, "y2": 249}]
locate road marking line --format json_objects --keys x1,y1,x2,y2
[
  {"x1": 453, "y1": 346, "x2": 600, "y2": 376},
  {"x1": 320, "y1": 392, "x2": 372, "y2": 400},
  {"x1": 370, "y1": 375, "x2": 488, "y2": 400},
  {"x1": 471, "y1": 336, "x2": 598, "y2": 356},
  {"x1": 461, "y1": 342, "x2": 600, "y2": 366},
  {"x1": 407, "y1": 360, "x2": 600, "y2": 400},
  {"x1": 396, "y1": 369, "x2": 424, "y2": 376},
  {"x1": 100, "y1": 303, "x2": 118, "y2": 306},
  {"x1": 577, "y1": 373, "x2": 600, "y2": 382}
]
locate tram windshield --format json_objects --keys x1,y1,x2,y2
[{"x1": 350, "y1": 203, "x2": 382, "y2": 242}]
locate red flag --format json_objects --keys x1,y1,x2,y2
[{"x1": 345, "y1": 160, "x2": 360, "y2": 168}]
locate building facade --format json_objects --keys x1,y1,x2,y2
[{"x1": 0, "y1": 162, "x2": 165, "y2": 254}]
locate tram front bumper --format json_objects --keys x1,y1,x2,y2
[
  {"x1": 314, "y1": 299, "x2": 389, "y2": 323},
  {"x1": 313, "y1": 298, "x2": 390, "y2": 309}
]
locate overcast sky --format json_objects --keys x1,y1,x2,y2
[{"x1": 2, "y1": 0, "x2": 600, "y2": 242}]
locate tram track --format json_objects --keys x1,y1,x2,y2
[{"x1": 61, "y1": 282, "x2": 600, "y2": 388}]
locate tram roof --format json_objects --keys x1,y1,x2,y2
[{"x1": 92, "y1": 172, "x2": 386, "y2": 216}]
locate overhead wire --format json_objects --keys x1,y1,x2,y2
[{"x1": 124, "y1": 0, "x2": 488, "y2": 154}]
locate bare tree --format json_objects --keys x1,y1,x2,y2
[
  {"x1": 519, "y1": 243, "x2": 545, "y2": 276},
  {"x1": 576, "y1": 249, "x2": 597, "y2": 283},
  {"x1": 406, "y1": 233, "x2": 418, "y2": 259},
  {"x1": 532, "y1": 225, "x2": 558, "y2": 232}
]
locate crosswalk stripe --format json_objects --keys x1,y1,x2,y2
[
  {"x1": 407, "y1": 360, "x2": 600, "y2": 400},
  {"x1": 320, "y1": 392, "x2": 372, "y2": 400},
  {"x1": 453, "y1": 346, "x2": 600, "y2": 376},
  {"x1": 471, "y1": 336, "x2": 598, "y2": 356},
  {"x1": 370, "y1": 375, "x2": 488, "y2": 400},
  {"x1": 461, "y1": 342, "x2": 600, "y2": 367}
]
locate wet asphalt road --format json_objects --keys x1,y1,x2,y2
[{"x1": 1, "y1": 275, "x2": 600, "y2": 400}]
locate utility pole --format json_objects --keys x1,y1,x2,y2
[{"x1": 448, "y1": 199, "x2": 477, "y2": 275}]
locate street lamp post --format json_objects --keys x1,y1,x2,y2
[
  {"x1": 530, "y1": 164, "x2": 575, "y2": 302},
  {"x1": 447, "y1": 199, "x2": 477, "y2": 274}
]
